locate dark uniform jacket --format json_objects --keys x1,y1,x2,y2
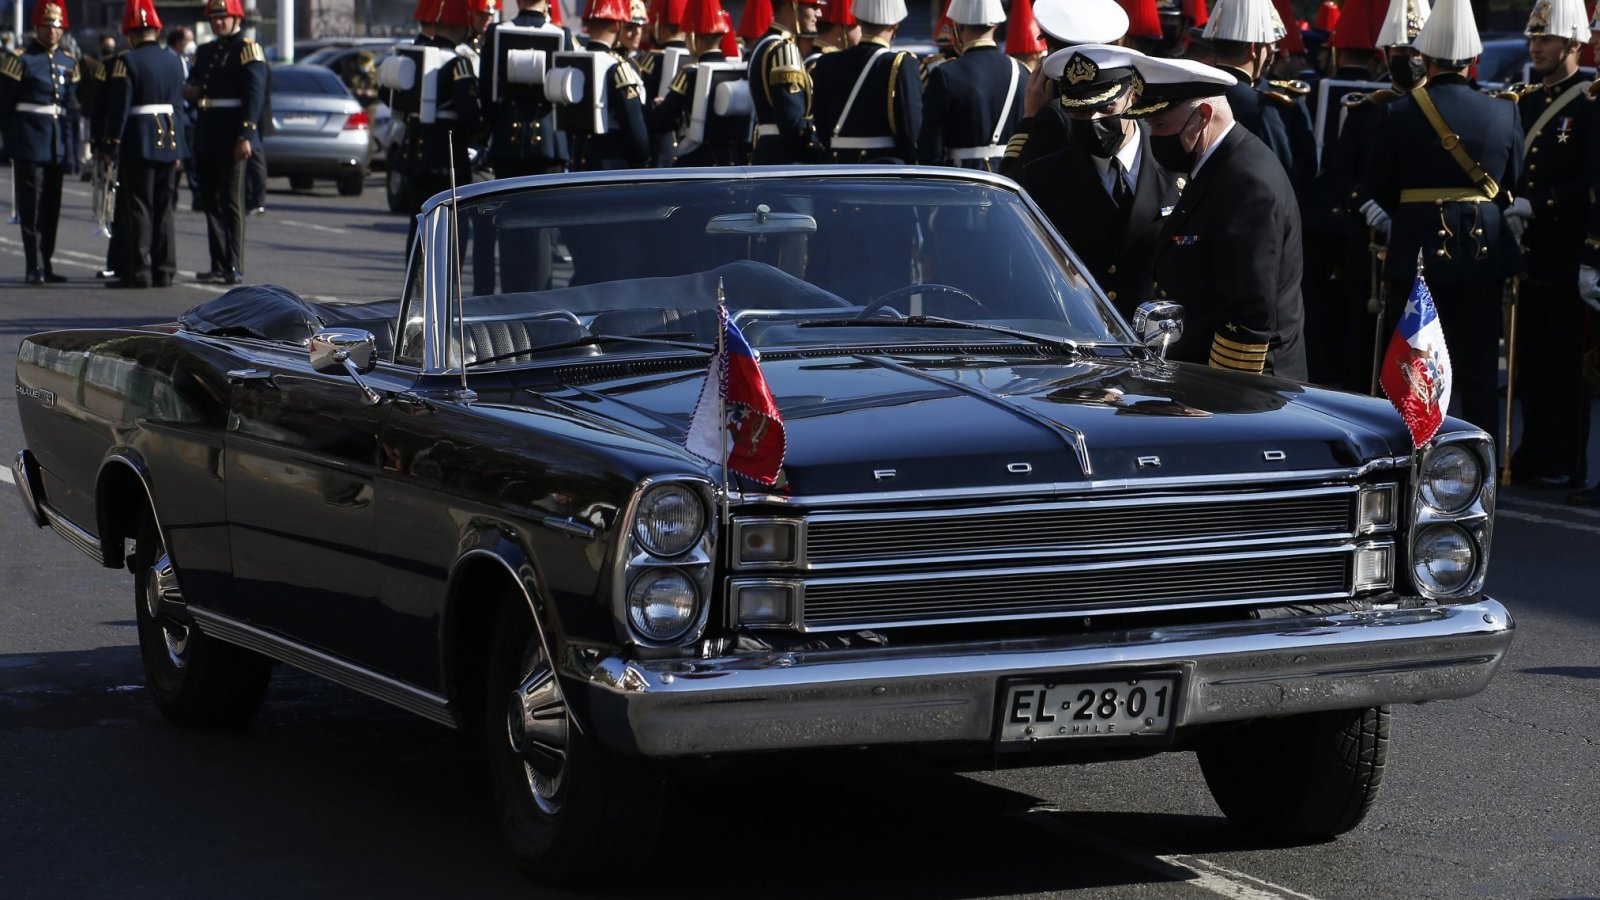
[
  {"x1": 748, "y1": 25, "x2": 815, "y2": 164},
  {"x1": 481, "y1": 10, "x2": 570, "y2": 170},
  {"x1": 1216, "y1": 65, "x2": 1299, "y2": 185},
  {"x1": 395, "y1": 34, "x2": 481, "y2": 179},
  {"x1": 811, "y1": 36, "x2": 922, "y2": 163},
  {"x1": 1000, "y1": 98, "x2": 1072, "y2": 181},
  {"x1": 0, "y1": 40, "x2": 78, "y2": 164},
  {"x1": 1312, "y1": 82, "x2": 1397, "y2": 242},
  {"x1": 1516, "y1": 72, "x2": 1596, "y2": 280},
  {"x1": 188, "y1": 31, "x2": 267, "y2": 153},
  {"x1": 1151, "y1": 125, "x2": 1307, "y2": 380},
  {"x1": 647, "y1": 51, "x2": 749, "y2": 166},
  {"x1": 640, "y1": 39, "x2": 688, "y2": 166},
  {"x1": 1365, "y1": 73, "x2": 1524, "y2": 284},
  {"x1": 103, "y1": 42, "x2": 187, "y2": 163},
  {"x1": 917, "y1": 41, "x2": 1025, "y2": 170},
  {"x1": 571, "y1": 41, "x2": 648, "y2": 169},
  {"x1": 1021, "y1": 124, "x2": 1179, "y2": 318}
]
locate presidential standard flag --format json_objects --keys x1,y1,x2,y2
[
  {"x1": 1379, "y1": 265, "x2": 1453, "y2": 448},
  {"x1": 684, "y1": 284, "x2": 786, "y2": 486}
]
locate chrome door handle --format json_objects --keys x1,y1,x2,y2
[{"x1": 226, "y1": 368, "x2": 277, "y2": 387}]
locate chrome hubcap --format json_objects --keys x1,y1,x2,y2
[
  {"x1": 144, "y1": 551, "x2": 188, "y2": 669},
  {"x1": 505, "y1": 641, "x2": 568, "y2": 815}
]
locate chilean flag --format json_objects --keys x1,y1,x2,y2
[
  {"x1": 685, "y1": 297, "x2": 786, "y2": 485},
  {"x1": 1379, "y1": 268, "x2": 1453, "y2": 448}
]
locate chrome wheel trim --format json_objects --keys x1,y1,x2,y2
[
  {"x1": 144, "y1": 551, "x2": 188, "y2": 669},
  {"x1": 505, "y1": 640, "x2": 569, "y2": 816}
]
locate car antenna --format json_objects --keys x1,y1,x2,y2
[{"x1": 447, "y1": 132, "x2": 475, "y2": 403}]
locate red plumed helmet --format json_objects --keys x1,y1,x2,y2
[
  {"x1": 203, "y1": 0, "x2": 245, "y2": 17},
  {"x1": 1182, "y1": 0, "x2": 1207, "y2": 27},
  {"x1": 1004, "y1": 0, "x2": 1044, "y2": 55},
  {"x1": 1273, "y1": 0, "x2": 1305, "y2": 51},
  {"x1": 550, "y1": 0, "x2": 565, "y2": 25},
  {"x1": 720, "y1": 13, "x2": 739, "y2": 52},
  {"x1": 122, "y1": 0, "x2": 163, "y2": 32},
  {"x1": 469, "y1": 0, "x2": 500, "y2": 14},
  {"x1": 32, "y1": 0, "x2": 69, "y2": 27},
  {"x1": 584, "y1": 0, "x2": 631, "y2": 20},
  {"x1": 736, "y1": 0, "x2": 772, "y2": 38},
  {"x1": 818, "y1": 0, "x2": 857, "y2": 26},
  {"x1": 651, "y1": 0, "x2": 689, "y2": 26},
  {"x1": 682, "y1": 0, "x2": 726, "y2": 32},
  {"x1": 1118, "y1": 0, "x2": 1161, "y2": 37},
  {"x1": 1328, "y1": 0, "x2": 1378, "y2": 49},
  {"x1": 1314, "y1": 1, "x2": 1340, "y2": 31},
  {"x1": 432, "y1": 0, "x2": 471, "y2": 25}
]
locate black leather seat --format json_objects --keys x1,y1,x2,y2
[
  {"x1": 462, "y1": 317, "x2": 587, "y2": 365},
  {"x1": 587, "y1": 307, "x2": 715, "y2": 343}
]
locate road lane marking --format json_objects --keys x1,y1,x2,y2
[
  {"x1": 280, "y1": 219, "x2": 349, "y2": 235},
  {"x1": 1496, "y1": 508, "x2": 1600, "y2": 536},
  {"x1": 1019, "y1": 805, "x2": 1322, "y2": 900},
  {"x1": 1499, "y1": 495, "x2": 1600, "y2": 520},
  {"x1": 0, "y1": 467, "x2": 13, "y2": 485}
]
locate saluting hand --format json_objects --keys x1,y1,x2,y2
[
  {"x1": 1024, "y1": 65, "x2": 1050, "y2": 120},
  {"x1": 234, "y1": 139, "x2": 252, "y2": 162}
]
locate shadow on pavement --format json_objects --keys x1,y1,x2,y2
[{"x1": 1519, "y1": 666, "x2": 1600, "y2": 680}]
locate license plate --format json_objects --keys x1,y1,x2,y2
[
  {"x1": 276, "y1": 113, "x2": 320, "y2": 127},
  {"x1": 998, "y1": 675, "x2": 1179, "y2": 743}
]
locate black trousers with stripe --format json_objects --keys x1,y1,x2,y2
[
  {"x1": 196, "y1": 153, "x2": 246, "y2": 274},
  {"x1": 14, "y1": 159, "x2": 64, "y2": 277}
]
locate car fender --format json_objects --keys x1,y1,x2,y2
[{"x1": 94, "y1": 447, "x2": 160, "y2": 570}]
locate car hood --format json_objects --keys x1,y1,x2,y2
[{"x1": 519, "y1": 353, "x2": 1409, "y2": 496}]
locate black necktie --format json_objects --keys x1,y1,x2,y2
[{"x1": 1111, "y1": 158, "x2": 1133, "y2": 209}]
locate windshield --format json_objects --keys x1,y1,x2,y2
[{"x1": 426, "y1": 176, "x2": 1131, "y2": 369}]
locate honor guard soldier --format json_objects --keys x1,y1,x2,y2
[
  {"x1": 917, "y1": 0, "x2": 1027, "y2": 170},
  {"x1": 1570, "y1": 13, "x2": 1600, "y2": 506},
  {"x1": 100, "y1": 0, "x2": 186, "y2": 289},
  {"x1": 810, "y1": 0, "x2": 922, "y2": 163},
  {"x1": 184, "y1": 0, "x2": 266, "y2": 285},
  {"x1": 481, "y1": 0, "x2": 571, "y2": 177},
  {"x1": 1363, "y1": 0, "x2": 1522, "y2": 435},
  {"x1": 1502, "y1": 0, "x2": 1593, "y2": 489},
  {"x1": 1129, "y1": 55, "x2": 1309, "y2": 379},
  {"x1": 641, "y1": 0, "x2": 691, "y2": 165},
  {"x1": 921, "y1": 13, "x2": 957, "y2": 81},
  {"x1": 569, "y1": 0, "x2": 650, "y2": 169},
  {"x1": 815, "y1": 0, "x2": 860, "y2": 54},
  {"x1": 1186, "y1": 0, "x2": 1311, "y2": 188},
  {"x1": 999, "y1": 0, "x2": 1127, "y2": 180},
  {"x1": 1005, "y1": 0, "x2": 1047, "y2": 72},
  {"x1": 392, "y1": 0, "x2": 482, "y2": 245},
  {"x1": 1019, "y1": 44, "x2": 1180, "y2": 318},
  {"x1": 649, "y1": 0, "x2": 750, "y2": 165},
  {"x1": 469, "y1": 0, "x2": 500, "y2": 50},
  {"x1": 0, "y1": 0, "x2": 77, "y2": 284},
  {"x1": 748, "y1": 0, "x2": 822, "y2": 163},
  {"x1": 620, "y1": 0, "x2": 649, "y2": 59}
]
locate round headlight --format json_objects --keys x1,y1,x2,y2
[
  {"x1": 627, "y1": 568, "x2": 699, "y2": 642},
  {"x1": 633, "y1": 483, "x2": 705, "y2": 557},
  {"x1": 1420, "y1": 444, "x2": 1482, "y2": 514},
  {"x1": 1412, "y1": 524, "x2": 1476, "y2": 595}
]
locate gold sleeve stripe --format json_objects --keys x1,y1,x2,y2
[
  {"x1": 1213, "y1": 334, "x2": 1270, "y2": 354},
  {"x1": 768, "y1": 68, "x2": 807, "y2": 88},
  {"x1": 242, "y1": 39, "x2": 265, "y2": 65},
  {"x1": 1211, "y1": 345, "x2": 1267, "y2": 365},
  {"x1": 1210, "y1": 352, "x2": 1265, "y2": 373}
]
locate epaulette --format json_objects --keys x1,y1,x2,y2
[
  {"x1": 1341, "y1": 91, "x2": 1368, "y2": 108},
  {"x1": 1490, "y1": 82, "x2": 1535, "y2": 102},
  {"x1": 765, "y1": 40, "x2": 805, "y2": 88},
  {"x1": 453, "y1": 55, "x2": 476, "y2": 80},
  {"x1": 1369, "y1": 88, "x2": 1400, "y2": 104},
  {"x1": 611, "y1": 57, "x2": 644, "y2": 93},
  {"x1": 240, "y1": 38, "x2": 265, "y2": 65},
  {"x1": 639, "y1": 53, "x2": 657, "y2": 74},
  {"x1": 0, "y1": 52, "x2": 20, "y2": 80},
  {"x1": 110, "y1": 56, "x2": 129, "y2": 79},
  {"x1": 1586, "y1": 80, "x2": 1600, "y2": 101},
  {"x1": 1263, "y1": 88, "x2": 1296, "y2": 107},
  {"x1": 668, "y1": 68, "x2": 689, "y2": 95},
  {"x1": 1268, "y1": 78, "x2": 1310, "y2": 96}
]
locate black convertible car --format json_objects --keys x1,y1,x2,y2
[{"x1": 13, "y1": 167, "x2": 1513, "y2": 880}]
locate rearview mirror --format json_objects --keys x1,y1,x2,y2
[
  {"x1": 1133, "y1": 301, "x2": 1183, "y2": 360},
  {"x1": 310, "y1": 329, "x2": 382, "y2": 404},
  {"x1": 706, "y1": 204, "x2": 817, "y2": 236}
]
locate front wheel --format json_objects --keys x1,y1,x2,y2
[
  {"x1": 1197, "y1": 706, "x2": 1391, "y2": 841},
  {"x1": 288, "y1": 174, "x2": 316, "y2": 192},
  {"x1": 484, "y1": 599, "x2": 663, "y2": 883},
  {"x1": 133, "y1": 515, "x2": 272, "y2": 727}
]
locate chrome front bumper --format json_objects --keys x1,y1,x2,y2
[{"x1": 583, "y1": 600, "x2": 1514, "y2": 757}]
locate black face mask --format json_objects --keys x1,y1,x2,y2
[
  {"x1": 1148, "y1": 110, "x2": 1200, "y2": 174},
  {"x1": 1071, "y1": 116, "x2": 1126, "y2": 159},
  {"x1": 1388, "y1": 54, "x2": 1426, "y2": 89}
]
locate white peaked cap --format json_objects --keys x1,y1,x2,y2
[
  {"x1": 1041, "y1": 41, "x2": 1144, "y2": 79},
  {"x1": 1376, "y1": 0, "x2": 1430, "y2": 47},
  {"x1": 1525, "y1": 0, "x2": 1587, "y2": 40},
  {"x1": 948, "y1": 0, "x2": 1005, "y2": 25},
  {"x1": 1034, "y1": 0, "x2": 1128, "y2": 44},
  {"x1": 1201, "y1": 0, "x2": 1288, "y2": 43},
  {"x1": 853, "y1": 0, "x2": 906, "y2": 23},
  {"x1": 1412, "y1": 0, "x2": 1480, "y2": 59}
]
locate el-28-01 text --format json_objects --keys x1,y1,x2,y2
[{"x1": 998, "y1": 676, "x2": 1178, "y2": 743}]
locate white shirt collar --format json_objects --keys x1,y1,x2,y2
[{"x1": 1191, "y1": 120, "x2": 1235, "y2": 178}]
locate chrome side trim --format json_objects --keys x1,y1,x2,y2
[
  {"x1": 13, "y1": 450, "x2": 46, "y2": 527},
  {"x1": 189, "y1": 608, "x2": 457, "y2": 728},
  {"x1": 734, "y1": 458, "x2": 1411, "y2": 508},
  {"x1": 42, "y1": 502, "x2": 103, "y2": 562},
  {"x1": 581, "y1": 598, "x2": 1514, "y2": 757}
]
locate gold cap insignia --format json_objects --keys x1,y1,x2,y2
[
  {"x1": 1131, "y1": 71, "x2": 1145, "y2": 96},
  {"x1": 42, "y1": 2, "x2": 65, "y2": 22},
  {"x1": 1065, "y1": 53, "x2": 1098, "y2": 86}
]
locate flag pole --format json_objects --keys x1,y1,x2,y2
[
  {"x1": 717, "y1": 278, "x2": 730, "y2": 528},
  {"x1": 1502, "y1": 274, "x2": 1520, "y2": 487}
]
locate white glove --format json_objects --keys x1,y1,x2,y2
[
  {"x1": 1359, "y1": 199, "x2": 1391, "y2": 235},
  {"x1": 1505, "y1": 196, "x2": 1533, "y2": 243},
  {"x1": 1580, "y1": 265, "x2": 1600, "y2": 312}
]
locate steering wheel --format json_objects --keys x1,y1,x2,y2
[{"x1": 854, "y1": 283, "x2": 991, "y2": 320}]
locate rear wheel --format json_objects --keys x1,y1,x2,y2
[
  {"x1": 484, "y1": 598, "x2": 663, "y2": 883},
  {"x1": 1198, "y1": 706, "x2": 1391, "y2": 841},
  {"x1": 337, "y1": 172, "x2": 364, "y2": 197},
  {"x1": 288, "y1": 174, "x2": 316, "y2": 192},
  {"x1": 134, "y1": 515, "x2": 272, "y2": 727}
]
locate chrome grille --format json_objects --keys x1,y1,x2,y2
[
  {"x1": 804, "y1": 489, "x2": 1356, "y2": 567},
  {"x1": 801, "y1": 549, "x2": 1352, "y2": 631}
]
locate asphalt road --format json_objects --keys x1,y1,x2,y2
[{"x1": 2, "y1": 167, "x2": 1598, "y2": 900}]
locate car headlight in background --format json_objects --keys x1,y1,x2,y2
[
  {"x1": 1419, "y1": 444, "x2": 1482, "y2": 514},
  {"x1": 627, "y1": 568, "x2": 700, "y2": 641},
  {"x1": 633, "y1": 483, "x2": 706, "y2": 557},
  {"x1": 1411, "y1": 524, "x2": 1476, "y2": 595}
]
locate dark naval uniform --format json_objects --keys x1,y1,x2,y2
[
  {"x1": 811, "y1": 36, "x2": 922, "y2": 163},
  {"x1": 917, "y1": 40, "x2": 1025, "y2": 171},
  {"x1": 1151, "y1": 125, "x2": 1308, "y2": 380},
  {"x1": 1021, "y1": 124, "x2": 1180, "y2": 318},
  {"x1": 1000, "y1": 91, "x2": 1075, "y2": 181},
  {"x1": 570, "y1": 41, "x2": 649, "y2": 170},
  {"x1": 1216, "y1": 64, "x2": 1302, "y2": 185},
  {"x1": 102, "y1": 41, "x2": 187, "y2": 286},
  {"x1": 1509, "y1": 73, "x2": 1595, "y2": 487},
  {"x1": 1, "y1": 39, "x2": 78, "y2": 281},
  {"x1": 394, "y1": 33, "x2": 481, "y2": 244},
  {"x1": 188, "y1": 31, "x2": 267, "y2": 281},
  {"x1": 640, "y1": 39, "x2": 688, "y2": 166},
  {"x1": 1365, "y1": 72, "x2": 1524, "y2": 435},
  {"x1": 748, "y1": 24, "x2": 816, "y2": 164},
  {"x1": 648, "y1": 51, "x2": 749, "y2": 166},
  {"x1": 481, "y1": 9, "x2": 570, "y2": 177}
]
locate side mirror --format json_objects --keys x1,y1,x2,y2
[
  {"x1": 1132, "y1": 301, "x2": 1184, "y2": 360},
  {"x1": 310, "y1": 329, "x2": 382, "y2": 404}
]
